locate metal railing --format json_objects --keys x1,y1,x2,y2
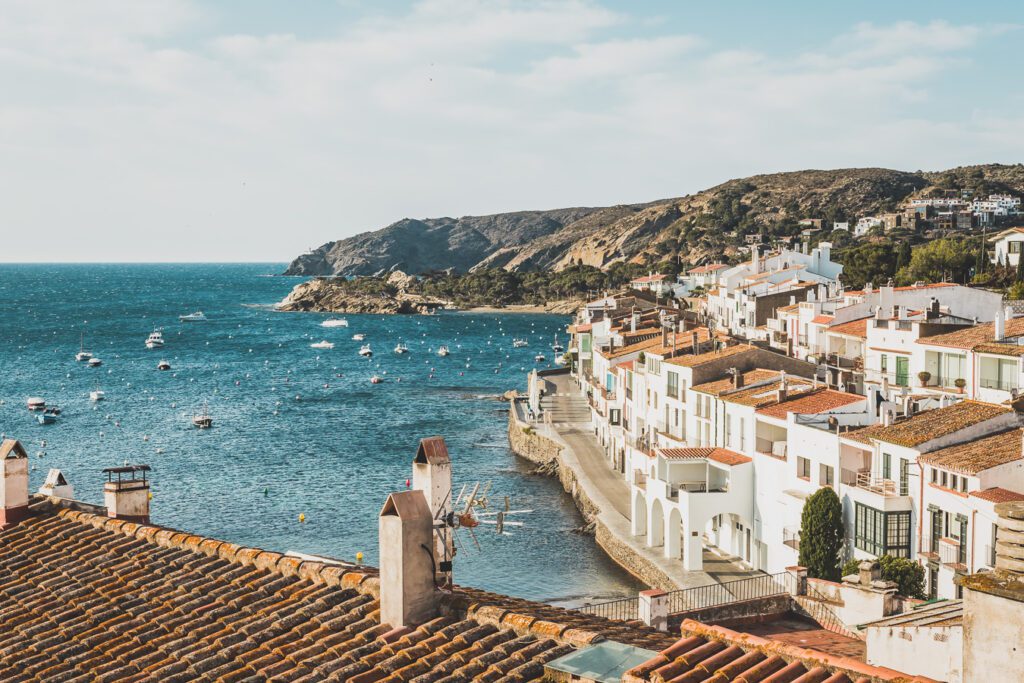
[
  {"x1": 665, "y1": 572, "x2": 792, "y2": 614},
  {"x1": 783, "y1": 527, "x2": 800, "y2": 550},
  {"x1": 939, "y1": 537, "x2": 966, "y2": 567},
  {"x1": 980, "y1": 377, "x2": 1017, "y2": 392},
  {"x1": 579, "y1": 595, "x2": 640, "y2": 621},
  {"x1": 855, "y1": 472, "x2": 899, "y2": 497},
  {"x1": 797, "y1": 581, "x2": 861, "y2": 640}
]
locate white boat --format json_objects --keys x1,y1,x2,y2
[
  {"x1": 179, "y1": 311, "x2": 207, "y2": 322},
  {"x1": 90, "y1": 390, "x2": 105, "y2": 401},
  {"x1": 358, "y1": 344, "x2": 373, "y2": 357},
  {"x1": 437, "y1": 345, "x2": 450, "y2": 357},
  {"x1": 513, "y1": 339, "x2": 528, "y2": 348},
  {"x1": 88, "y1": 357, "x2": 103, "y2": 367},
  {"x1": 145, "y1": 329, "x2": 164, "y2": 349},
  {"x1": 310, "y1": 340, "x2": 334, "y2": 350},
  {"x1": 26, "y1": 397, "x2": 46, "y2": 411},
  {"x1": 321, "y1": 318, "x2": 348, "y2": 328},
  {"x1": 370, "y1": 375, "x2": 384, "y2": 384},
  {"x1": 352, "y1": 333, "x2": 366, "y2": 341},
  {"x1": 394, "y1": 343, "x2": 409, "y2": 354},
  {"x1": 192, "y1": 401, "x2": 213, "y2": 429},
  {"x1": 554, "y1": 355, "x2": 566, "y2": 366},
  {"x1": 534, "y1": 353, "x2": 546, "y2": 362},
  {"x1": 157, "y1": 360, "x2": 171, "y2": 371},
  {"x1": 75, "y1": 333, "x2": 93, "y2": 362},
  {"x1": 552, "y1": 334, "x2": 564, "y2": 353}
]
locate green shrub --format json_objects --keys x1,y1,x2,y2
[
  {"x1": 798, "y1": 488, "x2": 844, "y2": 581},
  {"x1": 841, "y1": 556, "x2": 926, "y2": 599}
]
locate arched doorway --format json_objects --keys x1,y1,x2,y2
[
  {"x1": 649, "y1": 498, "x2": 665, "y2": 548},
  {"x1": 632, "y1": 490, "x2": 647, "y2": 537},
  {"x1": 666, "y1": 507, "x2": 682, "y2": 559}
]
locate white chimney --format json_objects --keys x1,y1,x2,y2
[
  {"x1": 38, "y1": 468, "x2": 73, "y2": 500},
  {"x1": 379, "y1": 490, "x2": 438, "y2": 629},
  {"x1": 752, "y1": 244, "x2": 760, "y2": 275},
  {"x1": 412, "y1": 437, "x2": 453, "y2": 583},
  {"x1": 995, "y1": 306, "x2": 1006, "y2": 341},
  {"x1": 1, "y1": 440, "x2": 29, "y2": 530},
  {"x1": 103, "y1": 465, "x2": 151, "y2": 523}
]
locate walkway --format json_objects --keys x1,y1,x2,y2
[{"x1": 529, "y1": 373, "x2": 757, "y2": 590}]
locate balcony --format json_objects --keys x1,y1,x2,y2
[
  {"x1": 980, "y1": 377, "x2": 1017, "y2": 392},
  {"x1": 755, "y1": 438, "x2": 788, "y2": 460},
  {"x1": 938, "y1": 537, "x2": 967, "y2": 571},
  {"x1": 825, "y1": 353, "x2": 863, "y2": 371},
  {"x1": 854, "y1": 472, "x2": 898, "y2": 496},
  {"x1": 633, "y1": 470, "x2": 647, "y2": 490},
  {"x1": 783, "y1": 526, "x2": 801, "y2": 550}
]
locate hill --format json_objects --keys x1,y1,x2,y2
[{"x1": 284, "y1": 164, "x2": 1024, "y2": 276}]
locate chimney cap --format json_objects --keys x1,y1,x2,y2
[
  {"x1": 0, "y1": 439, "x2": 28, "y2": 460},
  {"x1": 415, "y1": 436, "x2": 450, "y2": 466},
  {"x1": 103, "y1": 464, "x2": 151, "y2": 483}
]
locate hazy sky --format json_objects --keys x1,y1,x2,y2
[{"x1": 2, "y1": 0, "x2": 1022, "y2": 262}]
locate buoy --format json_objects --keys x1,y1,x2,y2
[
  {"x1": 356, "y1": 552, "x2": 363, "y2": 564},
  {"x1": 148, "y1": 492, "x2": 153, "y2": 500},
  {"x1": 405, "y1": 478, "x2": 410, "y2": 488},
  {"x1": 299, "y1": 513, "x2": 306, "y2": 523}
]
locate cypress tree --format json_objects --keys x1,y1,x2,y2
[{"x1": 798, "y1": 487, "x2": 844, "y2": 581}]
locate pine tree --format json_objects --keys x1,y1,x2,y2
[
  {"x1": 1017, "y1": 250, "x2": 1024, "y2": 283},
  {"x1": 895, "y1": 241, "x2": 912, "y2": 272},
  {"x1": 798, "y1": 488, "x2": 844, "y2": 581}
]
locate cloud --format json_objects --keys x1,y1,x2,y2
[{"x1": 0, "y1": 2, "x2": 1020, "y2": 261}]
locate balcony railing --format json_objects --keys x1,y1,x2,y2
[
  {"x1": 825, "y1": 353, "x2": 863, "y2": 371},
  {"x1": 939, "y1": 537, "x2": 966, "y2": 569},
  {"x1": 783, "y1": 526, "x2": 801, "y2": 550},
  {"x1": 633, "y1": 471, "x2": 647, "y2": 489},
  {"x1": 854, "y1": 472, "x2": 899, "y2": 497},
  {"x1": 980, "y1": 377, "x2": 1018, "y2": 392}
]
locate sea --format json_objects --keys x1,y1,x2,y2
[{"x1": 0, "y1": 263, "x2": 642, "y2": 605}]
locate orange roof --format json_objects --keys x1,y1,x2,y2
[
  {"x1": 688, "y1": 263, "x2": 727, "y2": 274},
  {"x1": 828, "y1": 317, "x2": 869, "y2": 339},
  {"x1": 600, "y1": 335, "x2": 664, "y2": 359},
  {"x1": 721, "y1": 377, "x2": 815, "y2": 407},
  {"x1": 971, "y1": 487, "x2": 1024, "y2": 503},
  {"x1": 756, "y1": 389, "x2": 864, "y2": 419},
  {"x1": 692, "y1": 369, "x2": 783, "y2": 396},
  {"x1": 918, "y1": 428, "x2": 1022, "y2": 474},
  {"x1": 569, "y1": 323, "x2": 592, "y2": 333},
  {"x1": 631, "y1": 273, "x2": 668, "y2": 283},
  {"x1": 974, "y1": 342, "x2": 1024, "y2": 357},
  {"x1": 658, "y1": 447, "x2": 752, "y2": 466},
  {"x1": 918, "y1": 317, "x2": 1024, "y2": 349},
  {"x1": 617, "y1": 360, "x2": 635, "y2": 371},
  {"x1": 845, "y1": 401, "x2": 1010, "y2": 448},
  {"x1": 664, "y1": 344, "x2": 755, "y2": 368},
  {"x1": 892, "y1": 282, "x2": 956, "y2": 292},
  {"x1": 811, "y1": 314, "x2": 834, "y2": 324}
]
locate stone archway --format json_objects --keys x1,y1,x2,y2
[
  {"x1": 665, "y1": 506, "x2": 682, "y2": 559},
  {"x1": 648, "y1": 497, "x2": 665, "y2": 548}
]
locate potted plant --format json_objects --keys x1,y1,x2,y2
[
  {"x1": 954, "y1": 378, "x2": 966, "y2": 394},
  {"x1": 917, "y1": 371, "x2": 931, "y2": 387}
]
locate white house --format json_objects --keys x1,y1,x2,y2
[{"x1": 989, "y1": 227, "x2": 1024, "y2": 266}]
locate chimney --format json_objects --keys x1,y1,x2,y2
[
  {"x1": 776, "y1": 371, "x2": 788, "y2": 403},
  {"x1": 732, "y1": 368, "x2": 744, "y2": 390},
  {"x1": 995, "y1": 305, "x2": 1006, "y2": 341},
  {"x1": 662, "y1": 325, "x2": 668, "y2": 348},
  {"x1": 412, "y1": 437, "x2": 453, "y2": 583},
  {"x1": 751, "y1": 244, "x2": 760, "y2": 275},
  {"x1": 858, "y1": 560, "x2": 882, "y2": 586},
  {"x1": 103, "y1": 465, "x2": 151, "y2": 523},
  {"x1": 631, "y1": 311, "x2": 638, "y2": 333},
  {"x1": 930, "y1": 297, "x2": 940, "y2": 318},
  {"x1": 38, "y1": 468, "x2": 73, "y2": 499},
  {"x1": 1, "y1": 439, "x2": 30, "y2": 530},
  {"x1": 865, "y1": 282, "x2": 873, "y2": 295},
  {"x1": 691, "y1": 331, "x2": 699, "y2": 354},
  {"x1": 379, "y1": 490, "x2": 438, "y2": 629}
]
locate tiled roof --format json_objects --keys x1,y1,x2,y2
[
  {"x1": 810, "y1": 314, "x2": 834, "y2": 324},
  {"x1": 919, "y1": 428, "x2": 1023, "y2": 474},
  {"x1": 688, "y1": 264, "x2": 728, "y2": 274},
  {"x1": 863, "y1": 600, "x2": 963, "y2": 629},
  {"x1": 720, "y1": 378, "x2": 814, "y2": 408},
  {"x1": 845, "y1": 401, "x2": 1010, "y2": 448},
  {"x1": 918, "y1": 317, "x2": 1024, "y2": 349},
  {"x1": 891, "y1": 282, "x2": 956, "y2": 292},
  {"x1": 974, "y1": 342, "x2": 1024, "y2": 357},
  {"x1": 623, "y1": 620, "x2": 939, "y2": 683},
  {"x1": 0, "y1": 502, "x2": 677, "y2": 683},
  {"x1": 663, "y1": 344, "x2": 756, "y2": 368},
  {"x1": 691, "y1": 370, "x2": 783, "y2": 397},
  {"x1": 971, "y1": 487, "x2": 1024, "y2": 503},
  {"x1": 631, "y1": 274, "x2": 668, "y2": 283},
  {"x1": 601, "y1": 336, "x2": 664, "y2": 359},
  {"x1": 756, "y1": 389, "x2": 864, "y2": 420},
  {"x1": 568, "y1": 323, "x2": 592, "y2": 333},
  {"x1": 827, "y1": 317, "x2": 869, "y2": 339},
  {"x1": 657, "y1": 448, "x2": 752, "y2": 466}
]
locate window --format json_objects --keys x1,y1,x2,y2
[
  {"x1": 609, "y1": 408, "x2": 621, "y2": 426},
  {"x1": 881, "y1": 354, "x2": 888, "y2": 374},
  {"x1": 855, "y1": 504, "x2": 912, "y2": 557},
  {"x1": 740, "y1": 417, "x2": 746, "y2": 451},
  {"x1": 797, "y1": 456, "x2": 811, "y2": 479},
  {"x1": 960, "y1": 477, "x2": 968, "y2": 493},
  {"x1": 980, "y1": 356, "x2": 1018, "y2": 391},
  {"x1": 899, "y1": 459, "x2": 909, "y2": 496},
  {"x1": 941, "y1": 471, "x2": 948, "y2": 488},
  {"x1": 820, "y1": 463, "x2": 834, "y2": 487},
  {"x1": 931, "y1": 468, "x2": 938, "y2": 484},
  {"x1": 882, "y1": 452, "x2": 892, "y2": 480},
  {"x1": 647, "y1": 357, "x2": 661, "y2": 375},
  {"x1": 725, "y1": 416, "x2": 732, "y2": 448},
  {"x1": 1012, "y1": 241, "x2": 1023, "y2": 254},
  {"x1": 667, "y1": 371, "x2": 679, "y2": 399},
  {"x1": 581, "y1": 335, "x2": 592, "y2": 352},
  {"x1": 950, "y1": 474, "x2": 958, "y2": 491}
]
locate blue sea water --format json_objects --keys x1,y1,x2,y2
[{"x1": 0, "y1": 264, "x2": 641, "y2": 604}]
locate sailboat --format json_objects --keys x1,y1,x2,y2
[
  {"x1": 75, "y1": 333, "x2": 92, "y2": 362},
  {"x1": 192, "y1": 401, "x2": 213, "y2": 429},
  {"x1": 551, "y1": 333, "x2": 564, "y2": 353}
]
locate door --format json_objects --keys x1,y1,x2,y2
[
  {"x1": 928, "y1": 566, "x2": 938, "y2": 600},
  {"x1": 895, "y1": 356, "x2": 909, "y2": 386}
]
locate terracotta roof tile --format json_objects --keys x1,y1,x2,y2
[
  {"x1": 631, "y1": 274, "x2": 668, "y2": 283},
  {"x1": 663, "y1": 344, "x2": 756, "y2": 368},
  {"x1": 657, "y1": 447, "x2": 752, "y2": 466},
  {"x1": 974, "y1": 342, "x2": 1024, "y2": 357},
  {"x1": 844, "y1": 401, "x2": 1010, "y2": 448},
  {"x1": 688, "y1": 264, "x2": 728, "y2": 274},
  {"x1": 919, "y1": 429, "x2": 1022, "y2": 474},
  {"x1": 919, "y1": 317, "x2": 1024, "y2": 349},
  {"x1": 827, "y1": 317, "x2": 869, "y2": 339},
  {"x1": 721, "y1": 377, "x2": 815, "y2": 407},
  {"x1": 692, "y1": 369, "x2": 785, "y2": 396},
  {"x1": 970, "y1": 487, "x2": 1024, "y2": 503},
  {"x1": 756, "y1": 389, "x2": 864, "y2": 420},
  {"x1": 811, "y1": 314, "x2": 834, "y2": 324}
]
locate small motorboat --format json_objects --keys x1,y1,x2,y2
[
  {"x1": 437, "y1": 345, "x2": 450, "y2": 357},
  {"x1": 352, "y1": 333, "x2": 366, "y2": 341},
  {"x1": 552, "y1": 334, "x2": 565, "y2": 353},
  {"x1": 38, "y1": 409, "x2": 59, "y2": 425},
  {"x1": 75, "y1": 333, "x2": 93, "y2": 362},
  {"x1": 321, "y1": 318, "x2": 348, "y2": 328},
  {"x1": 192, "y1": 401, "x2": 213, "y2": 429},
  {"x1": 179, "y1": 311, "x2": 207, "y2": 322},
  {"x1": 157, "y1": 360, "x2": 171, "y2": 371},
  {"x1": 513, "y1": 338, "x2": 528, "y2": 348},
  {"x1": 27, "y1": 397, "x2": 46, "y2": 411},
  {"x1": 145, "y1": 329, "x2": 165, "y2": 349},
  {"x1": 370, "y1": 375, "x2": 384, "y2": 384},
  {"x1": 88, "y1": 357, "x2": 103, "y2": 367},
  {"x1": 310, "y1": 340, "x2": 334, "y2": 350},
  {"x1": 359, "y1": 344, "x2": 373, "y2": 357},
  {"x1": 534, "y1": 353, "x2": 546, "y2": 362},
  {"x1": 554, "y1": 355, "x2": 567, "y2": 366},
  {"x1": 394, "y1": 343, "x2": 409, "y2": 355},
  {"x1": 90, "y1": 390, "x2": 105, "y2": 401}
]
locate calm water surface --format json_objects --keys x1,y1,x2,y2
[{"x1": 0, "y1": 264, "x2": 641, "y2": 604}]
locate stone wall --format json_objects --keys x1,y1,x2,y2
[{"x1": 668, "y1": 594, "x2": 792, "y2": 630}]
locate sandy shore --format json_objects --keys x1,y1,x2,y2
[{"x1": 464, "y1": 300, "x2": 580, "y2": 315}]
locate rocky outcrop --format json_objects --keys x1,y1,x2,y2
[{"x1": 275, "y1": 277, "x2": 448, "y2": 315}]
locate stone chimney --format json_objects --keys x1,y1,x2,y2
[
  {"x1": 732, "y1": 368, "x2": 744, "y2": 390},
  {"x1": 630, "y1": 311, "x2": 638, "y2": 333},
  {"x1": 379, "y1": 490, "x2": 438, "y2": 629},
  {"x1": 995, "y1": 305, "x2": 1006, "y2": 341},
  {"x1": 412, "y1": 436, "x2": 453, "y2": 583},
  {"x1": 958, "y1": 501, "x2": 1024, "y2": 683},
  {"x1": 38, "y1": 468, "x2": 73, "y2": 499},
  {"x1": 751, "y1": 244, "x2": 760, "y2": 275},
  {"x1": 103, "y1": 465, "x2": 151, "y2": 523},
  {"x1": 661, "y1": 325, "x2": 668, "y2": 348},
  {"x1": 1, "y1": 439, "x2": 30, "y2": 530},
  {"x1": 691, "y1": 331, "x2": 699, "y2": 354}
]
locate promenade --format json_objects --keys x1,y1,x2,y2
[{"x1": 515, "y1": 372, "x2": 757, "y2": 591}]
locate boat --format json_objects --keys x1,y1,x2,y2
[
  {"x1": 90, "y1": 390, "x2": 105, "y2": 401},
  {"x1": 157, "y1": 360, "x2": 171, "y2": 371},
  {"x1": 37, "y1": 409, "x2": 59, "y2": 425},
  {"x1": 358, "y1": 344, "x2": 373, "y2": 357},
  {"x1": 394, "y1": 343, "x2": 409, "y2": 355},
  {"x1": 75, "y1": 333, "x2": 92, "y2": 362},
  {"x1": 321, "y1": 318, "x2": 348, "y2": 328},
  {"x1": 310, "y1": 340, "x2": 334, "y2": 350},
  {"x1": 179, "y1": 311, "x2": 207, "y2": 322},
  {"x1": 513, "y1": 338, "x2": 528, "y2": 348},
  {"x1": 145, "y1": 329, "x2": 164, "y2": 349},
  {"x1": 534, "y1": 353, "x2": 546, "y2": 362},
  {"x1": 554, "y1": 355, "x2": 566, "y2": 366},
  {"x1": 437, "y1": 345, "x2": 450, "y2": 357},
  {"x1": 352, "y1": 333, "x2": 366, "y2": 341},
  {"x1": 88, "y1": 357, "x2": 103, "y2": 367},
  {"x1": 551, "y1": 334, "x2": 564, "y2": 353},
  {"x1": 192, "y1": 402, "x2": 213, "y2": 429},
  {"x1": 370, "y1": 375, "x2": 384, "y2": 384},
  {"x1": 26, "y1": 397, "x2": 46, "y2": 411}
]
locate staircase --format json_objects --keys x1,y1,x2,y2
[{"x1": 792, "y1": 594, "x2": 862, "y2": 641}]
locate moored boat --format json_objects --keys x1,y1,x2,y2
[
  {"x1": 513, "y1": 338, "x2": 528, "y2": 348},
  {"x1": 37, "y1": 409, "x2": 58, "y2": 425},
  {"x1": 145, "y1": 329, "x2": 165, "y2": 349},
  {"x1": 88, "y1": 357, "x2": 103, "y2": 367},
  {"x1": 358, "y1": 344, "x2": 373, "y2": 357},
  {"x1": 90, "y1": 390, "x2": 105, "y2": 401},
  {"x1": 27, "y1": 397, "x2": 46, "y2": 411},
  {"x1": 534, "y1": 353, "x2": 546, "y2": 362},
  {"x1": 157, "y1": 360, "x2": 171, "y2": 371},
  {"x1": 370, "y1": 375, "x2": 384, "y2": 384},
  {"x1": 394, "y1": 343, "x2": 409, "y2": 354},
  {"x1": 179, "y1": 311, "x2": 207, "y2": 322},
  {"x1": 352, "y1": 333, "x2": 366, "y2": 341},
  {"x1": 192, "y1": 401, "x2": 213, "y2": 429},
  {"x1": 310, "y1": 340, "x2": 334, "y2": 349},
  {"x1": 75, "y1": 333, "x2": 93, "y2": 362},
  {"x1": 437, "y1": 345, "x2": 450, "y2": 357},
  {"x1": 321, "y1": 318, "x2": 348, "y2": 328}
]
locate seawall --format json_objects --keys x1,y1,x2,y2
[{"x1": 507, "y1": 399, "x2": 680, "y2": 591}]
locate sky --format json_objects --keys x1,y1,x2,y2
[{"x1": 1, "y1": 0, "x2": 1022, "y2": 263}]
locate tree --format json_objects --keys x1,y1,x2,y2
[
  {"x1": 896, "y1": 237, "x2": 975, "y2": 285},
  {"x1": 895, "y1": 240, "x2": 912, "y2": 272},
  {"x1": 841, "y1": 556, "x2": 926, "y2": 599},
  {"x1": 838, "y1": 241, "x2": 898, "y2": 289},
  {"x1": 799, "y1": 488, "x2": 844, "y2": 581},
  {"x1": 1017, "y1": 251, "x2": 1024, "y2": 283}
]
